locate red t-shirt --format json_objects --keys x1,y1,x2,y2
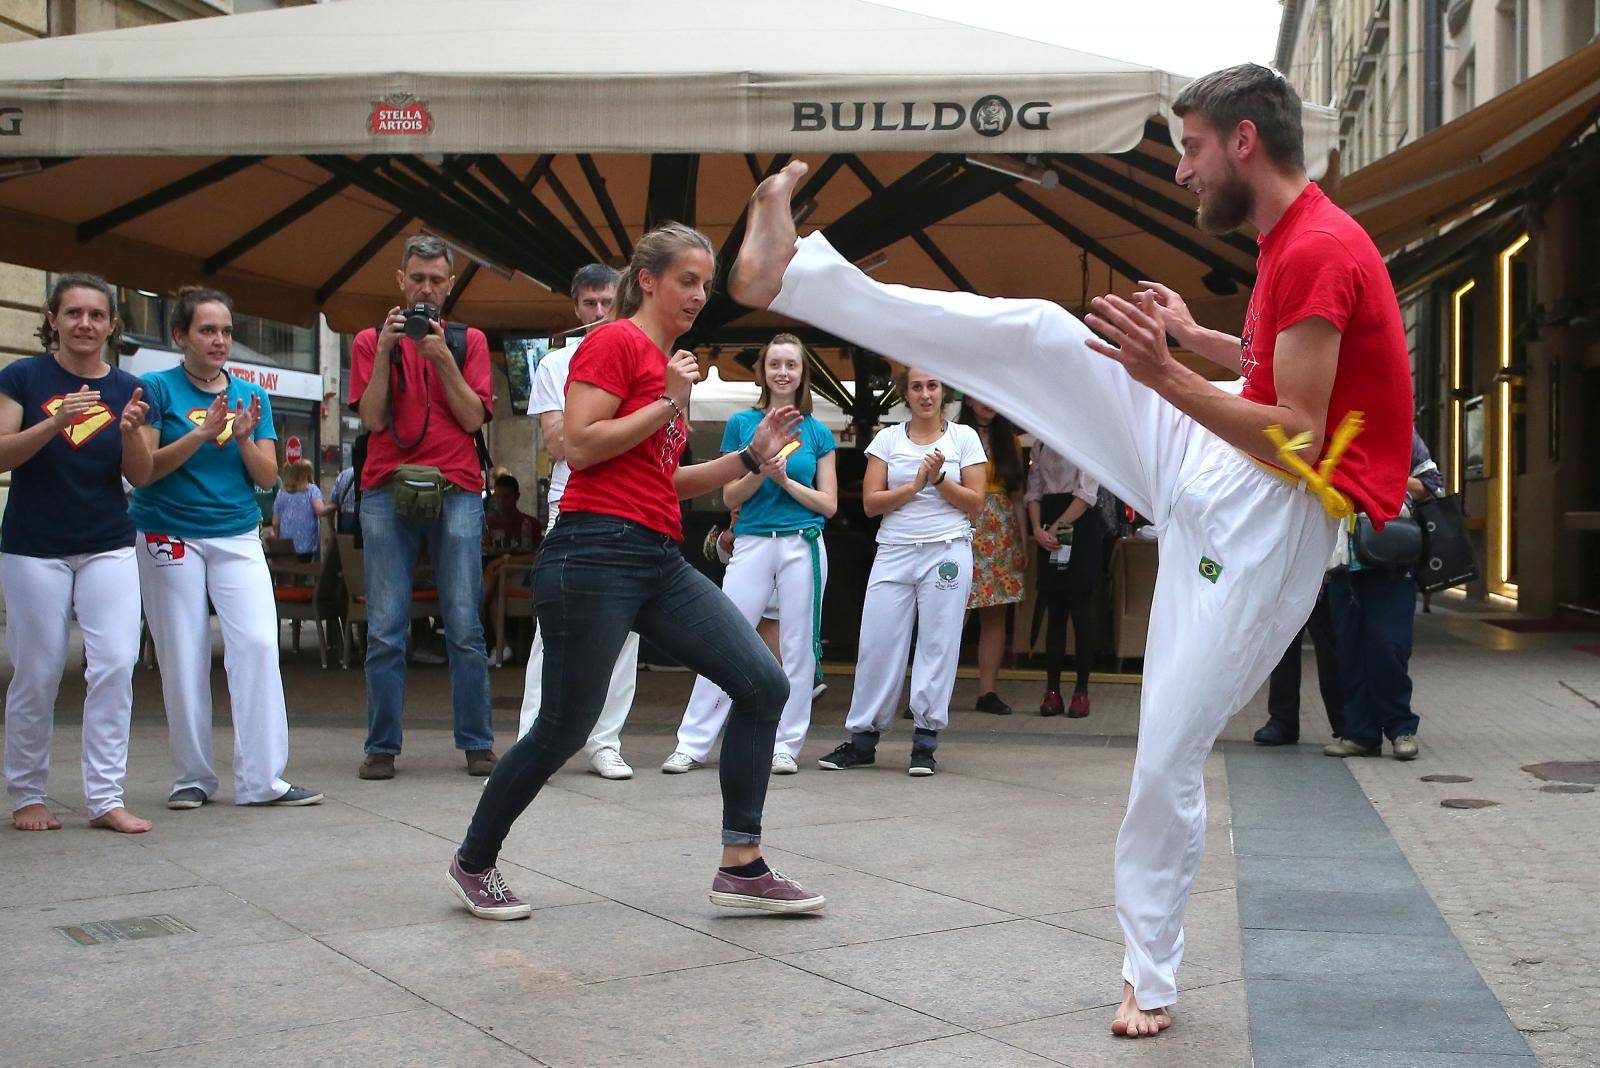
[
  {"x1": 557, "y1": 319, "x2": 688, "y2": 540},
  {"x1": 348, "y1": 326, "x2": 494, "y2": 493},
  {"x1": 1240, "y1": 183, "x2": 1412, "y2": 524}
]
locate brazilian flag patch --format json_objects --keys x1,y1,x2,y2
[{"x1": 1198, "y1": 556, "x2": 1223, "y2": 583}]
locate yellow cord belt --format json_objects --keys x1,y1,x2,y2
[{"x1": 1251, "y1": 410, "x2": 1365, "y2": 520}]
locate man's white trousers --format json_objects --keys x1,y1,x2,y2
[
  {"x1": 675, "y1": 532, "x2": 827, "y2": 761},
  {"x1": 773, "y1": 232, "x2": 1337, "y2": 1009},
  {"x1": 137, "y1": 532, "x2": 292, "y2": 805},
  {"x1": 845, "y1": 538, "x2": 973, "y2": 735},
  {"x1": 2, "y1": 548, "x2": 140, "y2": 819},
  {"x1": 518, "y1": 506, "x2": 639, "y2": 756}
]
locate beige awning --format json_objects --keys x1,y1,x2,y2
[{"x1": 1338, "y1": 39, "x2": 1600, "y2": 253}]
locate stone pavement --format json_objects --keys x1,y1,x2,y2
[{"x1": 0, "y1": 603, "x2": 1593, "y2": 1067}]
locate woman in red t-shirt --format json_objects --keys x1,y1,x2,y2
[{"x1": 451, "y1": 224, "x2": 825, "y2": 919}]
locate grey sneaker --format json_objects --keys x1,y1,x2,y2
[
  {"x1": 250, "y1": 785, "x2": 324, "y2": 807},
  {"x1": 709, "y1": 867, "x2": 825, "y2": 913},
  {"x1": 1323, "y1": 739, "x2": 1381, "y2": 758},
  {"x1": 447, "y1": 855, "x2": 532, "y2": 920},
  {"x1": 166, "y1": 787, "x2": 208, "y2": 810},
  {"x1": 1391, "y1": 735, "x2": 1419, "y2": 761},
  {"x1": 909, "y1": 748, "x2": 938, "y2": 777}
]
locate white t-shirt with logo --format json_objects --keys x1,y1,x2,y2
[
  {"x1": 528, "y1": 340, "x2": 580, "y2": 516},
  {"x1": 865, "y1": 421, "x2": 987, "y2": 545}
]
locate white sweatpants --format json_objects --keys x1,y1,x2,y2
[
  {"x1": 2, "y1": 548, "x2": 141, "y2": 819},
  {"x1": 845, "y1": 538, "x2": 973, "y2": 735},
  {"x1": 774, "y1": 232, "x2": 1336, "y2": 1008},
  {"x1": 675, "y1": 532, "x2": 828, "y2": 761},
  {"x1": 137, "y1": 531, "x2": 291, "y2": 805},
  {"x1": 517, "y1": 505, "x2": 639, "y2": 757}
]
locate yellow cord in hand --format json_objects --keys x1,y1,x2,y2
[{"x1": 1262, "y1": 411, "x2": 1364, "y2": 519}]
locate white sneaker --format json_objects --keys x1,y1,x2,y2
[
  {"x1": 661, "y1": 751, "x2": 702, "y2": 774},
  {"x1": 771, "y1": 752, "x2": 798, "y2": 775},
  {"x1": 487, "y1": 648, "x2": 504, "y2": 668},
  {"x1": 588, "y1": 747, "x2": 634, "y2": 780},
  {"x1": 812, "y1": 681, "x2": 828, "y2": 699}
]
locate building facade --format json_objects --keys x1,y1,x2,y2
[{"x1": 1277, "y1": 0, "x2": 1600, "y2": 618}]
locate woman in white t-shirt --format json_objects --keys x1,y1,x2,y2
[{"x1": 818, "y1": 366, "x2": 985, "y2": 776}]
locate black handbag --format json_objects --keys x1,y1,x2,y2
[
  {"x1": 1413, "y1": 494, "x2": 1480, "y2": 593},
  {"x1": 1352, "y1": 513, "x2": 1423, "y2": 570}
]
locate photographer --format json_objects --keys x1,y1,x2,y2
[{"x1": 349, "y1": 235, "x2": 496, "y2": 781}]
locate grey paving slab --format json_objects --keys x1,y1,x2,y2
[
  {"x1": 452, "y1": 957, "x2": 960, "y2": 1068},
  {"x1": 1236, "y1": 852, "x2": 1427, "y2": 896},
  {"x1": 1230, "y1": 823, "x2": 1406, "y2": 860},
  {"x1": 77, "y1": 1008, "x2": 527, "y2": 1067},
  {"x1": 1235, "y1": 883, "x2": 1453, "y2": 937},
  {"x1": 781, "y1": 918, "x2": 1180, "y2": 1031},
  {"x1": 1039, "y1": 886, "x2": 1244, "y2": 978},
  {"x1": 984, "y1": 979, "x2": 1251, "y2": 1068},
  {"x1": 804, "y1": 1032, "x2": 1066, "y2": 1067},
  {"x1": 325, "y1": 900, "x2": 757, "y2": 1005},
  {"x1": 1, "y1": 936, "x2": 423, "y2": 1066},
  {"x1": 1254, "y1": 1048, "x2": 1539, "y2": 1068},
  {"x1": 1241, "y1": 928, "x2": 1479, "y2": 984},
  {"x1": 0, "y1": 837, "x2": 202, "y2": 907}
]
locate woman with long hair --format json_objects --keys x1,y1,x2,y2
[
  {"x1": 817, "y1": 366, "x2": 986, "y2": 776},
  {"x1": 270, "y1": 458, "x2": 333, "y2": 561},
  {"x1": 1, "y1": 273, "x2": 154, "y2": 833},
  {"x1": 131, "y1": 286, "x2": 321, "y2": 810},
  {"x1": 663, "y1": 333, "x2": 837, "y2": 776},
  {"x1": 451, "y1": 224, "x2": 825, "y2": 919},
  {"x1": 958, "y1": 398, "x2": 1028, "y2": 715}
]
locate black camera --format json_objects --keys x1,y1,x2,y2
[{"x1": 403, "y1": 303, "x2": 439, "y2": 342}]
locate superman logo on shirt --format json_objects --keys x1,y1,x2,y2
[
  {"x1": 186, "y1": 407, "x2": 237, "y2": 445},
  {"x1": 41, "y1": 395, "x2": 114, "y2": 448}
]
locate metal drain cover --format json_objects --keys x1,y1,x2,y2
[
  {"x1": 1420, "y1": 774, "x2": 1474, "y2": 783},
  {"x1": 1521, "y1": 761, "x2": 1600, "y2": 784},
  {"x1": 1440, "y1": 798, "x2": 1499, "y2": 810},
  {"x1": 1539, "y1": 784, "x2": 1596, "y2": 795},
  {"x1": 55, "y1": 914, "x2": 194, "y2": 947}
]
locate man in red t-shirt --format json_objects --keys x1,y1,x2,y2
[
  {"x1": 728, "y1": 64, "x2": 1410, "y2": 1039},
  {"x1": 348, "y1": 235, "x2": 497, "y2": 782}
]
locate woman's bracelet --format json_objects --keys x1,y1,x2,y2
[
  {"x1": 659, "y1": 395, "x2": 685, "y2": 422},
  {"x1": 933, "y1": 470, "x2": 947, "y2": 486},
  {"x1": 737, "y1": 445, "x2": 762, "y2": 474}
]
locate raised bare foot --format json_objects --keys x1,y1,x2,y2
[
  {"x1": 12, "y1": 803, "x2": 61, "y2": 831},
  {"x1": 728, "y1": 159, "x2": 809, "y2": 309},
  {"x1": 1111, "y1": 981, "x2": 1172, "y2": 1038},
  {"x1": 88, "y1": 807, "x2": 152, "y2": 834}
]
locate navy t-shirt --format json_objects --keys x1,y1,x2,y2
[{"x1": 0, "y1": 354, "x2": 149, "y2": 558}]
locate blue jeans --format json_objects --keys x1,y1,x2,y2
[
  {"x1": 461, "y1": 513, "x2": 787, "y2": 866},
  {"x1": 360, "y1": 487, "x2": 493, "y2": 755},
  {"x1": 1326, "y1": 567, "x2": 1419, "y2": 748}
]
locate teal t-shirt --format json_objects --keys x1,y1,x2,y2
[
  {"x1": 722, "y1": 409, "x2": 835, "y2": 535},
  {"x1": 129, "y1": 366, "x2": 277, "y2": 539}
]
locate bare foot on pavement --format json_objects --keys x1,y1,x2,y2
[
  {"x1": 1111, "y1": 981, "x2": 1172, "y2": 1038},
  {"x1": 88, "y1": 807, "x2": 153, "y2": 834},
  {"x1": 12, "y1": 803, "x2": 61, "y2": 831}
]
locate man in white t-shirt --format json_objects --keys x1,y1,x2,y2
[{"x1": 515, "y1": 265, "x2": 639, "y2": 780}]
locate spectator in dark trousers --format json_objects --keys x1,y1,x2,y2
[
  {"x1": 1253, "y1": 585, "x2": 1343, "y2": 745},
  {"x1": 1323, "y1": 430, "x2": 1443, "y2": 762}
]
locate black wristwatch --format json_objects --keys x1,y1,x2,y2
[{"x1": 737, "y1": 445, "x2": 762, "y2": 474}]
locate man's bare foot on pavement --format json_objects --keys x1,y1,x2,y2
[
  {"x1": 728, "y1": 160, "x2": 809, "y2": 309},
  {"x1": 12, "y1": 803, "x2": 61, "y2": 831},
  {"x1": 88, "y1": 807, "x2": 152, "y2": 834},
  {"x1": 1111, "y1": 981, "x2": 1172, "y2": 1038}
]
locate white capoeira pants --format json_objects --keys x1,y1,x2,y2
[
  {"x1": 674, "y1": 531, "x2": 828, "y2": 761},
  {"x1": 518, "y1": 506, "x2": 639, "y2": 756},
  {"x1": 137, "y1": 531, "x2": 291, "y2": 805},
  {"x1": 2, "y1": 548, "x2": 141, "y2": 819},
  {"x1": 846, "y1": 538, "x2": 973, "y2": 737},
  {"x1": 774, "y1": 232, "x2": 1337, "y2": 1008}
]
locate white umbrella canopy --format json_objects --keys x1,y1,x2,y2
[{"x1": 0, "y1": 0, "x2": 1336, "y2": 341}]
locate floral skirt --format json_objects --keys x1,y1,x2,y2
[{"x1": 968, "y1": 491, "x2": 1025, "y2": 608}]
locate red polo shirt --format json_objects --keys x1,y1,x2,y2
[
  {"x1": 558, "y1": 319, "x2": 689, "y2": 540},
  {"x1": 349, "y1": 326, "x2": 494, "y2": 493},
  {"x1": 1240, "y1": 182, "x2": 1412, "y2": 524}
]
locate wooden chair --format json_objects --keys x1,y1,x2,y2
[
  {"x1": 491, "y1": 558, "x2": 537, "y2": 664},
  {"x1": 1110, "y1": 535, "x2": 1158, "y2": 671},
  {"x1": 335, "y1": 534, "x2": 441, "y2": 669},
  {"x1": 269, "y1": 554, "x2": 335, "y2": 669}
]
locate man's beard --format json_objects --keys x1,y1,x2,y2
[{"x1": 1196, "y1": 166, "x2": 1252, "y2": 234}]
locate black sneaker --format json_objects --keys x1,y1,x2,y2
[
  {"x1": 909, "y1": 747, "x2": 938, "y2": 777},
  {"x1": 818, "y1": 741, "x2": 875, "y2": 770},
  {"x1": 166, "y1": 787, "x2": 208, "y2": 810},
  {"x1": 975, "y1": 691, "x2": 1013, "y2": 716}
]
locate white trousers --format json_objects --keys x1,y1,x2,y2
[
  {"x1": 517, "y1": 505, "x2": 639, "y2": 756},
  {"x1": 675, "y1": 532, "x2": 828, "y2": 761},
  {"x1": 137, "y1": 531, "x2": 291, "y2": 804},
  {"x1": 845, "y1": 538, "x2": 973, "y2": 735},
  {"x1": 775, "y1": 232, "x2": 1336, "y2": 1008},
  {"x1": 2, "y1": 549, "x2": 141, "y2": 819}
]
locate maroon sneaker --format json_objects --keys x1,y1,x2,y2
[
  {"x1": 447, "y1": 855, "x2": 532, "y2": 920},
  {"x1": 709, "y1": 867, "x2": 826, "y2": 914},
  {"x1": 1068, "y1": 691, "x2": 1091, "y2": 718},
  {"x1": 1039, "y1": 690, "x2": 1065, "y2": 717}
]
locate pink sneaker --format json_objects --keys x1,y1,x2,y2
[
  {"x1": 709, "y1": 867, "x2": 826, "y2": 913},
  {"x1": 447, "y1": 855, "x2": 532, "y2": 920}
]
